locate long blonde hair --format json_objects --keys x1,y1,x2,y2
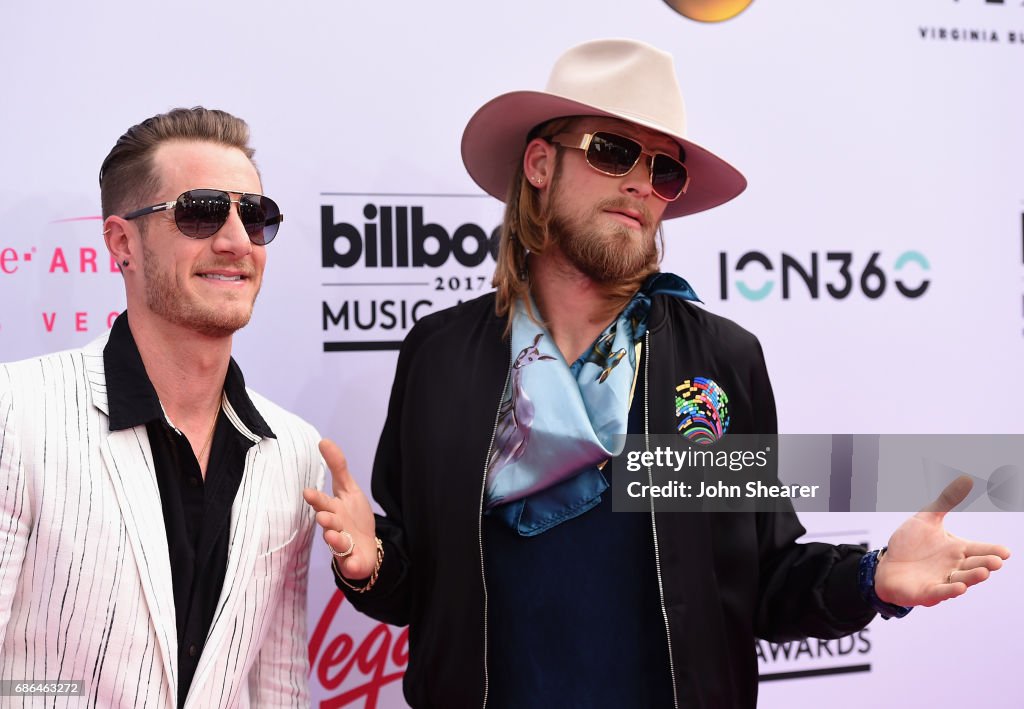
[
  {"x1": 491, "y1": 116, "x2": 663, "y2": 334},
  {"x1": 492, "y1": 117, "x2": 572, "y2": 330}
]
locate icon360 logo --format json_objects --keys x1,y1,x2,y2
[
  {"x1": 719, "y1": 250, "x2": 930, "y2": 301},
  {"x1": 662, "y1": 0, "x2": 754, "y2": 23}
]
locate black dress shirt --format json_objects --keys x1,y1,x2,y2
[{"x1": 103, "y1": 313, "x2": 275, "y2": 707}]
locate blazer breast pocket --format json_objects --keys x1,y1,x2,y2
[{"x1": 252, "y1": 526, "x2": 301, "y2": 580}]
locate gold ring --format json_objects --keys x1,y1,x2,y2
[
  {"x1": 946, "y1": 570, "x2": 955, "y2": 584},
  {"x1": 329, "y1": 530, "x2": 355, "y2": 559}
]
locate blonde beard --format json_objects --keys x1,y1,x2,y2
[{"x1": 547, "y1": 196, "x2": 660, "y2": 285}]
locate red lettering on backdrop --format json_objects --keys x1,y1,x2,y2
[
  {"x1": 110, "y1": 254, "x2": 121, "y2": 273},
  {"x1": 75, "y1": 312, "x2": 88, "y2": 332},
  {"x1": 107, "y1": 311, "x2": 120, "y2": 328},
  {"x1": 80, "y1": 248, "x2": 97, "y2": 273},
  {"x1": 49, "y1": 248, "x2": 68, "y2": 273},
  {"x1": 0, "y1": 248, "x2": 18, "y2": 274},
  {"x1": 309, "y1": 590, "x2": 408, "y2": 709},
  {"x1": 42, "y1": 313, "x2": 56, "y2": 332}
]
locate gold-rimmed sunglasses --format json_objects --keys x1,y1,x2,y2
[{"x1": 546, "y1": 131, "x2": 690, "y2": 201}]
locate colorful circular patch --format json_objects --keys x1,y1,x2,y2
[{"x1": 675, "y1": 378, "x2": 730, "y2": 444}]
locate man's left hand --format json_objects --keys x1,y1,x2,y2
[{"x1": 875, "y1": 475, "x2": 1011, "y2": 607}]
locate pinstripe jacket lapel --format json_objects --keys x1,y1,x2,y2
[
  {"x1": 187, "y1": 398, "x2": 272, "y2": 701},
  {"x1": 84, "y1": 339, "x2": 178, "y2": 706}
]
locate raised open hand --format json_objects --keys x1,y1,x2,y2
[
  {"x1": 875, "y1": 475, "x2": 1011, "y2": 607},
  {"x1": 302, "y1": 439, "x2": 378, "y2": 581}
]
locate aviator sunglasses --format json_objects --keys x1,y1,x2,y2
[
  {"x1": 122, "y1": 189, "x2": 284, "y2": 245},
  {"x1": 546, "y1": 132, "x2": 690, "y2": 201}
]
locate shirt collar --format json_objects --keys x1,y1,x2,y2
[{"x1": 103, "y1": 312, "x2": 275, "y2": 439}]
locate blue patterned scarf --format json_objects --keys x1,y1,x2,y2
[{"x1": 486, "y1": 272, "x2": 699, "y2": 535}]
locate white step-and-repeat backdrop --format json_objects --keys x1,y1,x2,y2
[{"x1": 2, "y1": 1, "x2": 1021, "y2": 706}]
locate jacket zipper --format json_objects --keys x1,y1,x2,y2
[
  {"x1": 478, "y1": 345, "x2": 513, "y2": 709},
  {"x1": 644, "y1": 331, "x2": 681, "y2": 708},
  {"x1": 477, "y1": 335, "x2": 679, "y2": 707}
]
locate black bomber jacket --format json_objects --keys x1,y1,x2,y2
[{"x1": 337, "y1": 290, "x2": 875, "y2": 708}]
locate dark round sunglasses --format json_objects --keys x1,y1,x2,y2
[
  {"x1": 546, "y1": 131, "x2": 690, "y2": 202},
  {"x1": 122, "y1": 189, "x2": 283, "y2": 245}
]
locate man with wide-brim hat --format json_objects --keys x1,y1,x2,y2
[{"x1": 305, "y1": 38, "x2": 1010, "y2": 708}]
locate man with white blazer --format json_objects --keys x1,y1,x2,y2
[{"x1": 0, "y1": 107, "x2": 322, "y2": 707}]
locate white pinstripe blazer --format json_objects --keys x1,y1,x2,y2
[{"x1": 0, "y1": 333, "x2": 324, "y2": 707}]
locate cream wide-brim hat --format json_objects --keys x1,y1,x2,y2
[{"x1": 461, "y1": 38, "x2": 746, "y2": 220}]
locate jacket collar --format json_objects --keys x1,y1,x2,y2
[{"x1": 102, "y1": 312, "x2": 274, "y2": 439}]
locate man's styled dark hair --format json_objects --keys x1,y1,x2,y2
[{"x1": 98, "y1": 107, "x2": 255, "y2": 219}]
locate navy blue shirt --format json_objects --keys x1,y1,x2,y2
[{"x1": 484, "y1": 364, "x2": 674, "y2": 708}]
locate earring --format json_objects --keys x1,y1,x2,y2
[
  {"x1": 533, "y1": 176, "x2": 544, "y2": 185},
  {"x1": 122, "y1": 259, "x2": 129, "y2": 267},
  {"x1": 518, "y1": 251, "x2": 530, "y2": 281}
]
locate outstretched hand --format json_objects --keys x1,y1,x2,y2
[
  {"x1": 302, "y1": 439, "x2": 378, "y2": 581},
  {"x1": 875, "y1": 475, "x2": 1011, "y2": 607}
]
